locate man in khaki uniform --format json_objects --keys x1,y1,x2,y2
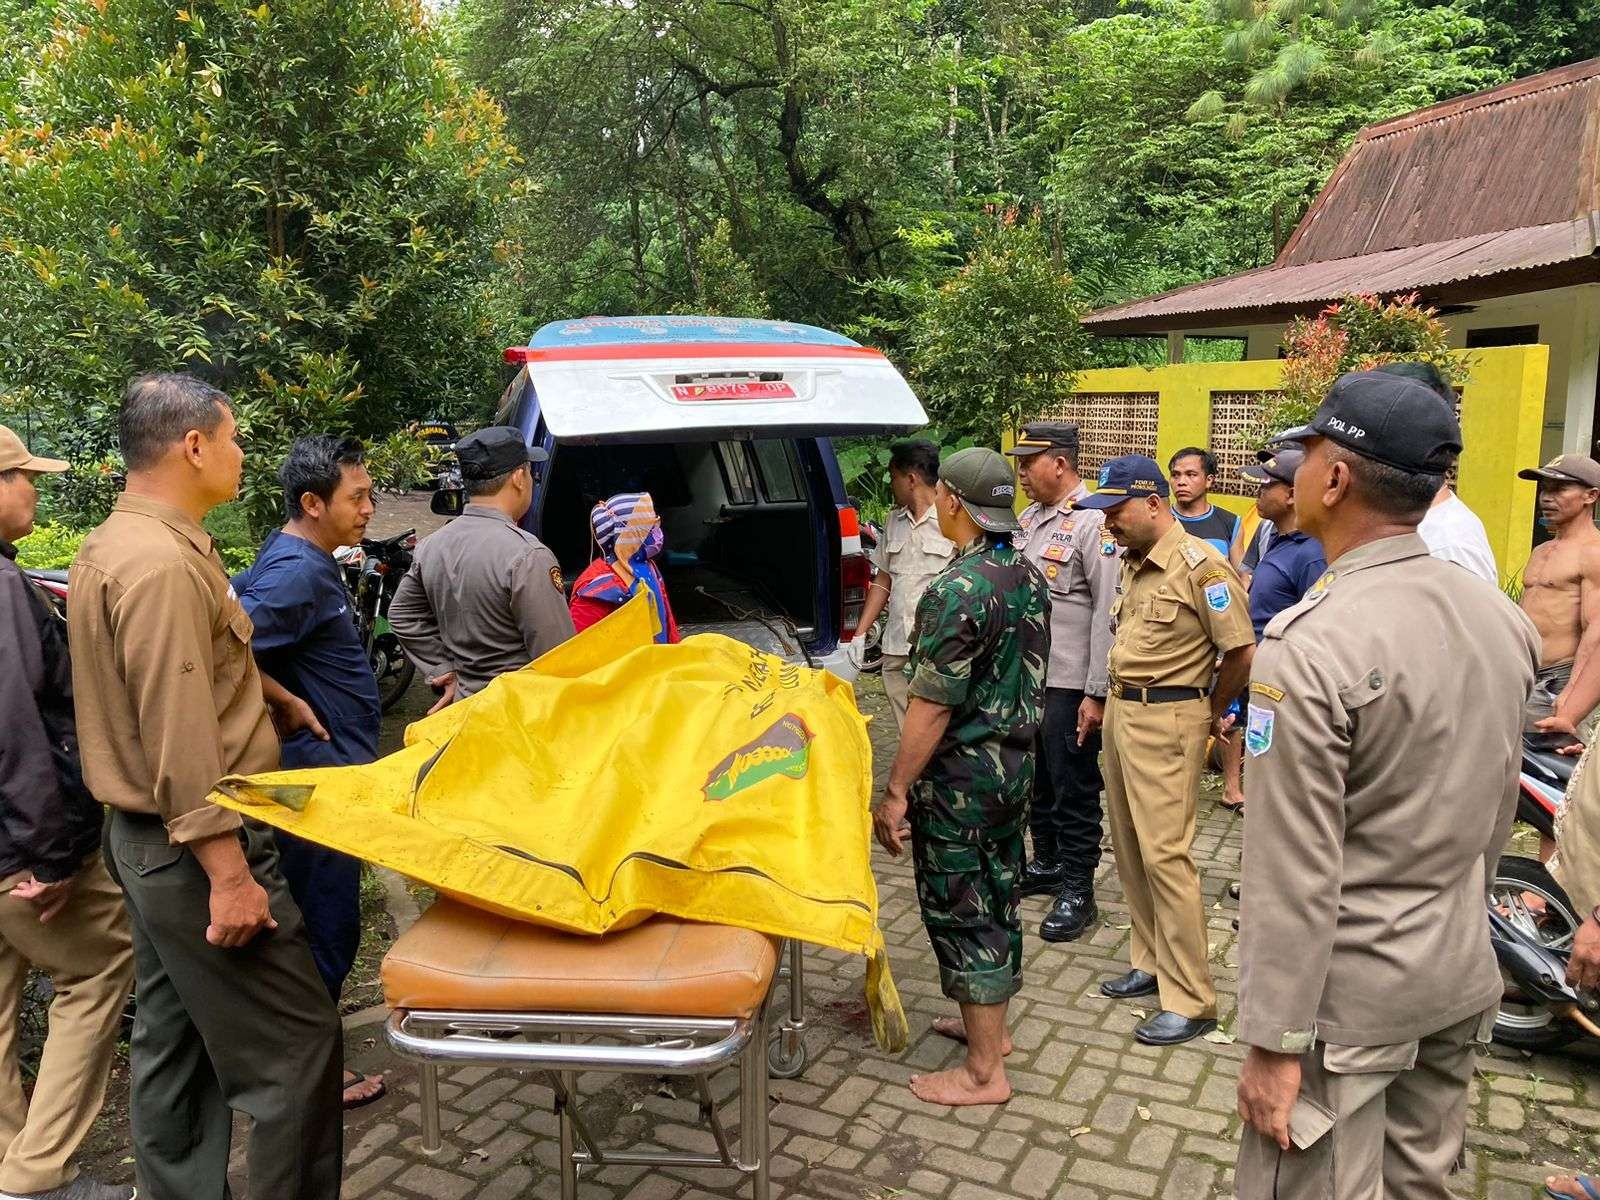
[
  {"x1": 1235, "y1": 371, "x2": 1539, "y2": 1200},
  {"x1": 70, "y1": 374, "x2": 343, "y2": 1200},
  {"x1": 850, "y1": 439, "x2": 955, "y2": 726},
  {"x1": 1007, "y1": 422, "x2": 1118, "y2": 942},
  {"x1": 0, "y1": 428, "x2": 134, "y2": 1200},
  {"x1": 1076, "y1": 455, "x2": 1254, "y2": 1046}
]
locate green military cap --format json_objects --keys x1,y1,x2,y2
[{"x1": 940, "y1": 447, "x2": 1021, "y2": 533}]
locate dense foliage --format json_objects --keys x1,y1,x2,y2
[
  {"x1": 0, "y1": 0, "x2": 524, "y2": 534},
  {"x1": 452, "y1": 0, "x2": 1514, "y2": 378},
  {"x1": 0, "y1": 0, "x2": 1586, "y2": 522},
  {"x1": 1271, "y1": 293, "x2": 1468, "y2": 434}
]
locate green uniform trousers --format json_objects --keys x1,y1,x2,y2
[
  {"x1": 104, "y1": 811, "x2": 343, "y2": 1200},
  {"x1": 910, "y1": 807, "x2": 1024, "y2": 1006}
]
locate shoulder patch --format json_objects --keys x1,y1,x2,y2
[
  {"x1": 1250, "y1": 681, "x2": 1285, "y2": 702},
  {"x1": 1179, "y1": 542, "x2": 1206, "y2": 569},
  {"x1": 549, "y1": 566, "x2": 564, "y2": 592},
  {"x1": 1198, "y1": 568, "x2": 1230, "y2": 587},
  {"x1": 1306, "y1": 569, "x2": 1336, "y2": 600},
  {"x1": 1203, "y1": 580, "x2": 1232, "y2": 612},
  {"x1": 1100, "y1": 536, "x2": 1117, "y2": 557},
  {"x1": 1245, "y1": 704, "x2": 1275, "y2": 757}
]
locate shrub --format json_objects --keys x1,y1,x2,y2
[
  {"x1": 365, "y1": 428, "x2": 433, "y2": 495},
  {"x1": 1262, "y1": 293, "x2": 1470, "y2": 439},
  {"x1": 13, "y1": 523, "x2": 88, "y2": 570}
]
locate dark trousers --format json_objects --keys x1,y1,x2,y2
[
  {"x1": 1031, "y1": 687, "x2": 1105, "y2": 877},
  {"x1": 275, "y1": 830, "x2": 362, "y2": 1001},
  {"x1": 105, "y1": 811, "x2": 343, "y2": 1200}
]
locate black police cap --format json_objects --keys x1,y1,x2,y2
[
  {"x1": 455, "y1": 426, "x2": 547, "y2": 480},
  {"x1": 1278, "y1": 370, "x2": 1461, "y2": 475}
]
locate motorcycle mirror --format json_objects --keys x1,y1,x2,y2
[{"x1": 431, "y1": 488, "x2": 465, "y2": 518}]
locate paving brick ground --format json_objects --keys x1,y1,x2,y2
[{"x1": 309, "y1": 662, "x2": 1600, "y2": 1200}]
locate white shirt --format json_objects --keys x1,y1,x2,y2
[
  {"x1": 870, "y1": 505, "x2": 956, "y2": 657},
  {"x1": 1418, "y1": 493, "x2": 1498, "y2": 584}
]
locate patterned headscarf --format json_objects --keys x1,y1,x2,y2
[{"x1": 581, "y1": 491, "x2": 671, "y2": 642}]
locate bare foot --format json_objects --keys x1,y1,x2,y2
[
  {"x1": 909, "y1": 1063, "x2": 1012, "y2": 1107},
  {"x1": 931, "y1": 1015, "x2": 1013, "y2": 1056}
]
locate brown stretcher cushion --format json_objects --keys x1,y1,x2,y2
[{"x1": 381, "y1": 900, "x2": 780, "y2": 1019}]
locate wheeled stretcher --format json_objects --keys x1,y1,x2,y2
[{"x1": 381, "y1": 900, "x2": 809, "y2": 1199}]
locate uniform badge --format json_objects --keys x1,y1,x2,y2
[
  {"x1": 1100, "y1": 537, "x2": 1116, "y2": 557},
  {"x1": 1042, "y1": 543, "x2": 1068, "y2": 562},
  {"x1": 1045, "y1": 564, "x2": 1060, "y2": 580},
  {"x1": 1306, "y1": 569, "x2": 1336, "y2": 600},
  {"x1": 1245, "y1": 703, "x2": 1275, "y2": 757},
  {"x1": 1203, "y1": 580, "x2": 1232, "y2": 612},
  {"x1": 550, "y1": 566, "x2": 565, "y2": 591}
]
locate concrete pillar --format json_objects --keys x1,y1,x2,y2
[
  {"x1": 1166, "y1": 332, "x2": 1185, "y2": 364},
  {"x1": 1564, "y1": 285, "x2": 1600, "y2": 455}
]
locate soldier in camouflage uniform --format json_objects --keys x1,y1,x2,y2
[{"x1": 872, "y1": 447, "x2": 1049, "y2": 1107}]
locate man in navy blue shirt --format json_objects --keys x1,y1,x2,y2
[
  {"x1": 1241, "y1": 447, "x2": 1327, "y2": 639},
  {"x1": 231, "y1": 436, "x2": 385, "y2": 1109}
]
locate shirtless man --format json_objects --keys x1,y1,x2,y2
[{"x1": 1518, "y1": 456, "x2": 1600, "y2": 743}]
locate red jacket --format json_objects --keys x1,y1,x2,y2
[{"x1": 568, "y1": 558, "x2": 680, "y2": 643}]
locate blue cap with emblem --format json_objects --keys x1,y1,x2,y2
[{"x1": 1072, "y1": 455, "x2": 1170, "y2": 511}]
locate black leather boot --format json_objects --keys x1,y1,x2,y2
[
  {"x1": 1017, "y1": 831, "x2": 1066, "y2": 898},
  {"x1": 1039, "y1": 877, "x2": 1098, "y2": 942}
]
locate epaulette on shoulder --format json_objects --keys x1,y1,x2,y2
[
  {"x1": 1261, "y1": 569, "x2": 1337, "y2": 639},
  {"x1": 1178, "y1": 540, "x2": 1207, "y2": 570}
]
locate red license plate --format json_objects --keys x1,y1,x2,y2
[{"x1": 670, "y1": 380, "x2": 796, "y2": 402}]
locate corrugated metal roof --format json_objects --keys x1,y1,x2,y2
[
  {"x1": 1088, "y1": 216, "x2": 1600, "y2": 333},
  {"x1": 1086, "y1": 59, "x2": 1600, "y2": 335}
]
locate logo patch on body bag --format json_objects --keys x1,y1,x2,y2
[
  {"x1": 1204, "y1": 580, "x2": 1232, "y2": 612},
  {"x1": 1245, "y1": 703, "x2": 1275, "y2": 757}
]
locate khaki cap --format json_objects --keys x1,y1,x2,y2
[
  {"x1": 0, "y1": 426, "x2": 68, "y2": 474},
  {"x1": 1519, "y1": 455, "x2": 1600, "y2": 489}
]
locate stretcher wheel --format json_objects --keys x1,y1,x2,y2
[{"x1": 767, "y1": 1032, "x2": 808, "y2": 1078}]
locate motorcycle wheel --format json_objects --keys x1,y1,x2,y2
[
  {"x1": 373, "y1": 641, "x2": 417, "y2": 713},
  {"x1": 859, "y1": 617, "x2": 885, "y2": 675},
  {"x1": 1490, "y1": 854, "x2": 1581, "y2": 1052}
]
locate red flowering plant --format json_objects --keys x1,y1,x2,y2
[{"x1": 1258, "y1": 293, "x2": 1470, "y2": 442}]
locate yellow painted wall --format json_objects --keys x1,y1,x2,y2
[{"x1": 1064, "y1": 347, "x2": 1548, "y2": 582}]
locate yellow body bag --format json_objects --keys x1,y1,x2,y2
[{"x1": 210, "y1": 595, "x2": 906, "y2": 1051}]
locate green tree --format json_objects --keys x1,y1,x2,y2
[
  {"x1": 908, "y1": 215, "x2": 1090, "y2": 444},
  {"x1": 0, "y1": 0, "x2": 525, "y2": 534}
]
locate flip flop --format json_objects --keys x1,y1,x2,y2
[
  {"x1": 343, "y1": 1071, "x2": 388, "y2": 1111},
  {"x1": 1217, "y1": 798, "x2": 1245, "y2": 813},
  {"x1": 1546, "y1": 1175, "x2": 1600, "y2": 1200}
]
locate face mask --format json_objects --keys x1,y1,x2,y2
[{"x1": 642, "y1": 524, "x2": 665, "y2": 559}]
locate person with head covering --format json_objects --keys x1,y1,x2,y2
[{"x1": 569, "y1": 492, "x2": 680, "y2": 643}]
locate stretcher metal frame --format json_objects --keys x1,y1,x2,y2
[{"x1": 383, "y1": 938, "x2": 807, "y2": 1200}]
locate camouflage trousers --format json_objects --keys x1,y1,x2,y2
[{"x1": 910, "y1": 806, "x2": 1025, "y2": 1006}]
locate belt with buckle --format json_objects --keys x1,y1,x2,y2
[{"x1": 1110, "y1": 682, "x2": 1208, "y2": 704}]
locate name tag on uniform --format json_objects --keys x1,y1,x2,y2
[{"x1": 1042, "y1": 543, "x2": 1068, "y2": 561}]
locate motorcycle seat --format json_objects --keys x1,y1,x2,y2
[{"x1": 1524, "y1": 740, "x2": 1580, "y2": 786}]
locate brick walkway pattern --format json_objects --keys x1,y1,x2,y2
[{"x1": 328, "y1": 674, "x2": 1599, "y2": 1200}]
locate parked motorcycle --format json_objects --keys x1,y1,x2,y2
[
  {"x1": 334, "y1": 528, "x2": 418, "y2": 712},
  {"x1": 1490, "y1": 733, "x2": 1593, "y2": 1050},
  {"x1": 856, "y1": 515, "x2": 884, "y2": 675},
  {"x1": 22, "y1": 568, "x2": 67, "y2": 616}
]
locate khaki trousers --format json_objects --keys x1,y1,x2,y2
[
  {"x1": 1236, "y1": 1010, "x2": 1488, "y2": 1200},
  {"x1": 882, "y1": 654, "x2": 911, "y2": 731},
  {"x1": 0, "y1": 855, "x2": 133, "y2": 1194},
  {"x1": 1103, "y1": 695, "x2": 1216, "y2": 1019}
]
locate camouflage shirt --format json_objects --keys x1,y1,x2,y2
[{"x1": 907, "y1": 537, "x2": 1050, "y2": 828}]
